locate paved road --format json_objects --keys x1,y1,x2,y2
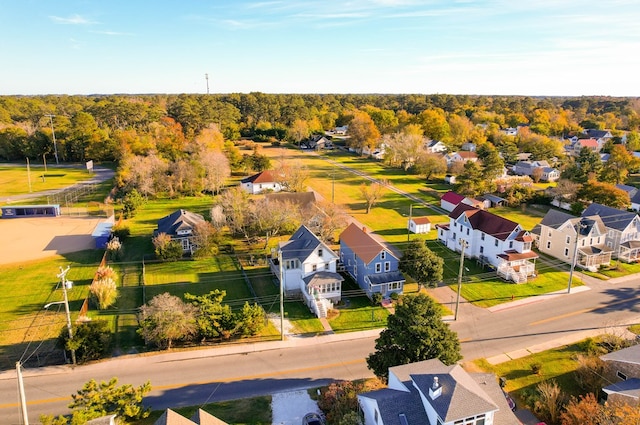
[
  {"x1": 2, "y1": 270, "x2": 639, "y2": 424},
  {"x1": 0, "y1": 163, "x2": 115, "y2": 203}
]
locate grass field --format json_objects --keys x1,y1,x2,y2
[{"x1": 0, "y1": 165, "x2": 96, "y2": 199}]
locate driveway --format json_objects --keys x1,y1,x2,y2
[{"x1": 271, "y1": 390, "x2": 323, "y2": 425}]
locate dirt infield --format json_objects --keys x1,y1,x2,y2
[{"x1": 0, "y1": 216, "x2": 104, "y2": 265}]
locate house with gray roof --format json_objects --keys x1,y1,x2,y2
[
  {"x1": 358, "y1": 358, "x2": 519, "y2": 425},
  {"x1": 534, "y1": 209, "x2": 613, "y2": 271},
  {"x1": 600, "y1": 344, "x2": 640, "y2": 406},
  {"x1": 582, "y1": 203, "x2": 640, "y2": 263},
  {"x1": 154, "y1": 209, "x2": 206, "y2": 254},
  {"x1": 512, "y1": 160, "x2": 559, "y2": 182},
  {"x1": 271, "y1": 225, "x2": 342, "y2": 318}
]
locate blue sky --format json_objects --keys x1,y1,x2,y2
[{"x1": 1, "y1": 0, "x2": 639, "y2": 96}]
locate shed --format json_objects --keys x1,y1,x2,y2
[{"x1": 408, "y1": 217, "x2": 431, "y2": 234}]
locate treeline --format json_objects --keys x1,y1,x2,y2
[{"x1": 1, "y1": 93, "x2": 639, "y2": 163}]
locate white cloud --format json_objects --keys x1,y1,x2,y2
[{"x1": 49, "y1": 14, "x2": 97, "y2": 25}]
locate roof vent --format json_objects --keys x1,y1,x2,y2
[{"x1": 429, "y1": 376, "x2": 442, "y2": 400}]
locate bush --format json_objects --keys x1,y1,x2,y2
[
  {"x1": 390, "y1": 292, "x2": 400, "y2": 301},
  {"x1": 111, "y1": 222, "x2": 130, "y2": 241},
  {"x1": 371, "y1": 293, "x2": 383, "y2": 306},
  {"x1": 530, "y1": 362, "x2": 542, "y2": 375},
  {"x1": 152, "y1": 233, "x2": 183, "y2": 261},
  {"x1": 59, "y1": 320, "x2": 112, "y2": 364}
]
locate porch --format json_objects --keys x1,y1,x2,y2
[
  {"x1": 618, "y1": 240, "x2": 640, "y2": 263},
  {"x1": 497, "y1": 250, "x2": 538, "y2": 283},
  {"x1": 577, "y1": 245, "x2": 613, "y2": 272}
]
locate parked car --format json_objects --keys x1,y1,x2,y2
[
  {"x1": 302, "y1": 412, "x2": 324, "y2": 425},
  {"x1": 503, "y1": 391, "x2": 516, "y2": 412}
]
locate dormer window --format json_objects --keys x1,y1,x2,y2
[{"x1": 318, "y1": 248, "x2": 323, "y2": 257}]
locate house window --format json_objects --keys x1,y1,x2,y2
[
  {"x1": 509, "y1": 241, "x2": 513, "y2": 249},
  {"x1": 374, "y1": 410, "x2": 379, "y2": 423},
  {"x1": 481, "y1": 233, "x2": 485, "y2": 241},
  {"x1": 548, "y1": 230, "x2": 552, "y2": 237},
  {"x1": 618, "y1": 371, "x2": 628, "y2": 380},
  {"x1": 375, "y1": 263, "x2": 382, "y2": 273},
  {"x1": 385, "y1": 262, "x2": 391, "y2": 272},
  {"x1": 466, "y1": 228, "x2": 469, "y2": 235},
  {"x1": 389, "y1": 282, "x2": 401, "y2": 290},
  {"x1": 326, "y1": 262, "x2": 330, "y2": 270},
  {"x1": 312, "y1": 264, "x2": 317, "y2": 272},
  {"x1": 381, "y1": 251, "x2": 386, "y2": 260},
  {"x1": 547, "y1": 241, "x2": 551, "y2": 249},
  {"x1": 564, "y1": 248, "x2": 569, "y2": 257},
  {"x1": 318, "y1": 248, "x2": 323, "y2": 257},
  {"x1": 494, "y1": 239, "x2": 499, "y2": 247},
  {"x1": 181, "y1": 239, "x2": 189, "y2": 251},
  {"x1": 453, "y1": 232, "x2": 457, "y2": 240},
  {"x1": 460, "y1": 224, "x2": 463, "y2": 231},
  {"x1": 566, "y1": 236, "x2": 571, "y2": 244},
  {"x1": 582, "y1": 239, "x2": 585, "y2": 246},
  {"x1": 480, "y1": 246, "x2": 484, "y2": 254}
]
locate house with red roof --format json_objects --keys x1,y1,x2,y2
[
  {"x1": 339, "y1": 223, "x2": 405, "y2": 300},
  {"x1": 436, "y1": 204, "x2": 538, "y2": 283},
  {"x1": 567, "y1": 138, "x2": 602, "y2": 156},
  {"x1": 440, "y1": 191, "x2": 466, "y2": 212},
  {"x1": 240, "y1": 170, "x2": 282, "y2": 194}
]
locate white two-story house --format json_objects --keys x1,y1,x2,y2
[
  {"x1": 358, "y1": 358, "x2": 520, "y2": 425},
  {"x1": 534, "y1": 209, "x2": 613, "y2": 271},
  {"x1": 271, "y1": 225, "x2": 343, "y2": 318},
  {"x1": 582, "y1": 203, "x2": 640, "y2": 263},
  {"x1": 436, "y1": 204, "x2": 538, "y2": 283}
]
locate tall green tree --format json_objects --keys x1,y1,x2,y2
[
  {"x1": 399, "y1": 240, "x2": 443, "y2": 289},
  {"x1": 455, "y1": 161, "x2": 486, "y2": 197},
  {"x1": 185, "y1": 290, "x2": 235, "y2": 340},
  {"x1": 577, "y1": 180, "x2": 630, "y2": 209},
  {"x1": 366, "y1": 293, "x2": 461, "y2": 382},
  {"x1": 601, "y1": 144, "x2": 640, "y2": 184}
]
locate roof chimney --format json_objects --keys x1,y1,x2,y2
[
  {"x1": 429, "y1": 376, "x2": 442, "y2": 400},
  {"x1": 362, "y1": 226, "x2": 367, "y2": 233}
]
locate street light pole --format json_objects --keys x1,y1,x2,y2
[
  {"x1": 454, "y1": 239, "x2": 468, "y2": 321},
  {"x1": 45, "y1": 114, "x2": 59, "y2": 165}
]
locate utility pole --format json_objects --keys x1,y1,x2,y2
[
  {"x1": 454, "y1": 239, "x2": 468, "y2": 321},
  {"x1": 278, "y1": 249, "x2": 285, "y2": 341},
  {"x1": 205, "y1": 73, "x2": 209, "y2": 94},
  {"x1": 16, "y1": 362, "x2": 29, "y2": 425},
  {"x1": 332, "y1": 172, "x2": 335, "y2": 204},
  {"x1": 407, "y1": 204, "x2": 413, "y2": 242},
  {"x1": 45, "y1": 114, "x2": 59, "y2": 164},
  {"x1": 568, "y1": 221, "x2": 583, "y2": 294},
  {"x1": 47, "y1": 266, "x2": 76, "y2": 365},
  {"x1": 26, "y1": 157, "x2": 32, "y2": 192}
]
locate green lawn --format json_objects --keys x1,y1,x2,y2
[
  {"x1": 0, "y1": 165, "x2": 96, "y2": 199},
  {"x1": 474, "y1": 341, "x2": 587, "y2": 407},
  {"x1": 328, "y1": 296, "x2": 391, "y2": 332},
  {"x1": 0, "y1": 250, "x2": 104, "y2": 369},
  {"x1": 132, "y1": 395, "x2": 272, "y2": 425}
]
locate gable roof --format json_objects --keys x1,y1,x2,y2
[
  {"x1": 578, "y1": 138, "x2": 599, "y2": 148},
  {"x1": 449, "y1": 204, "x2": 520, "y2": 240},
  {"x1": 441, "y1": 191, "x2": 465, "y2": 205},
  {"x1": 280, "y1": 225, "x2": 336, "y2": 262},
  {"x1": 154, "y1": 408, "x2": 228, "y2": 425},
  {"x1": 601, "y1": 343, "x2": 640, "y2": 365},
  {"x1": 411, "y1": 217, "x2": 431, "y2": 225},
  {"x1": 359, "y1": 359, "x2": 515, "y2": 425},
  {"x1": 340, "y1": 223, "x2": 396, "y2": 264},
  {"x1": 582, "y1": 203, "x2": 637, "y2": 231},
  {"x1": 539, "y1": 209, "x2": 577, "y2": 229},
  {"x1": 156, "y1": 209, "x2": 205, "y2": 236},
  {"x1": 240, "y1": 170, "x2": 277, "y2": 184},
  {"x1": 264, "y1": 191, "x2": 319, "y2": 209},
  {"x1": 584, "y1": 129, "x2": 612, "y2": 139}
]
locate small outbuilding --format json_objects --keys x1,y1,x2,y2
[{"x1": 408, "y1": 217, "x2": 431, "y2": 234}]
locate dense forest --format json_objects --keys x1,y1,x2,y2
[{"x1": 1, "y1": 94, "x2": 639, "y2": 164}]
